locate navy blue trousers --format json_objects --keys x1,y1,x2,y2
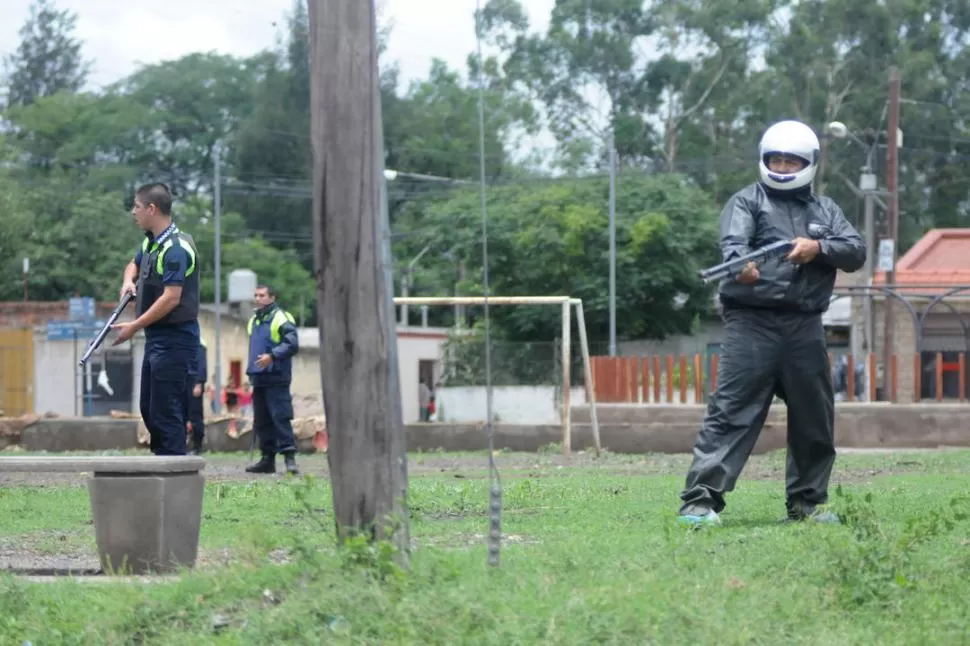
[
  {"x1": 252, "y1": 385, "x2": 297, "y2": 456},
  {"x1": 140, "y1": 336, "x2": 195, "y2": 455},
  {"x1": 187, "y1": 383, "x2": 205, "y2": 445}
]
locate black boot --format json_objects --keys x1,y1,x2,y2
[
  {"x1": 283, "y1": 452, "x2": 299, "y2": 476},
  {"x1": 189, "y1": 437, "x2": 204, "y2": 455},
  {"x1": 246, "y1": 453, "x2": 276, "y2": 474}
]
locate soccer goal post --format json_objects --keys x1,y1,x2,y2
[{"x1": 392, "y1": 296, "x2": 601, "y2": 457}]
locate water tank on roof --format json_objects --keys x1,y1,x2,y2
[{"x1": 228, "y1": 269, "x2": 257, "y2": 303}]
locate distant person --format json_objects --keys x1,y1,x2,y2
[
  {"x1": 428, "y1": 388, "x2": 437, "y2": 422},
  {"x1": 239, "y1": 382, "x2": 253, "y2": 417},
  {"x1": 224, "y1": 378, "x2": 240, "y2": 437},
  {"x1": 832, "y1": 355, "x2": 864, "y2": 401},
  {"x1": 419, "y1": 381, "x2": 432, "y2": 421},
  {"x1": 186, "y1": 337, "x2": 208, "y2": 454},
  {"x1": 244, "y1": 284, "x2": 301, "y2": 475}
]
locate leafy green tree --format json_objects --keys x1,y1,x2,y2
[
  {"x1": 2, "y1": 90, "x2": 150, "y2": 186},
  {"x1": 388, "y1": 58, "x2": 531, "y2": 181},
  {"x1": 111, "y1": 52, "x2": 269, "y2": 197},
  {"x1": 2, "y1": 176, "x2": 133, "y2": 301},
  {"x1": 174, "y1": 197, "x2": 316, "y2": 323},
  {"x1": 0, "y1": 167, "x2": 34, "y2": 286},
  {"x1": 479, "y1": 0, "x2": 654, "y2": 172},
  {"x1": 2, "y1": 0, "x2": 89, "y2": 109},
  {"x1": 393, "y1": 172, "x2": 721, "y2": 343},
  {"x1": 758, "y1": 0, "x2": 970, "y2": 244}
]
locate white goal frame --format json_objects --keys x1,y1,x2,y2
[{"x1": 392, "y1": 296, "x2": 601, "y2": 457}]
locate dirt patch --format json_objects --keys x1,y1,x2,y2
[
  {"x1": 417, "y1": 532, "x2": 539, "y2": 551},
  {"x1": 0, "y1": 532, "x2": 99, "y2": 574},
  {"x1": 0, "y1": 536, "x2": 287, "y2": 579}
]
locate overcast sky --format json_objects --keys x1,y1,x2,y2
[{"x1": 0, "y1": 0, "x2": 554, "y2": 90}]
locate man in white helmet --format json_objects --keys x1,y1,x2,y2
[{"x1": 677, "y1": 119, "x2": 866, "y2": 526}]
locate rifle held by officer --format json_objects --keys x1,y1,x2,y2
[
  {"x1": 78, "y1": 293, "x2": 134, "y2": 367},
  {"x1": 699, "y1": 240, "x2": 795, "y2": 285}
]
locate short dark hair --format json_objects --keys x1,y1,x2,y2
[
  {"x1": 256, "y1": 284, "x2": 277, "y2": 298},
  {"x1": 135, "y1": 183, "x2": 173, "y2": 215}
]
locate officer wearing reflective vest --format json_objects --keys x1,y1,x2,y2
[
  {"x1": 187, "y1": 336, "x2": 208, "y2": 454},
  {"x1": 244, "y1": 284, "x2": 300, "y2": 475},
  {"x1": 113, "y1": 183, "x2": 201, "y2": 456}
]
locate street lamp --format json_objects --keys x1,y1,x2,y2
[
  {"x1": 384, "y1": 169, "x2": 474, "y2": 185},
  {"x1": 608, "y1": 133, "x2": 617, "y2": 357},
  {"x1": 826, "y1": 121, "x2": 885, "y2": 393},
  {"x1": 400, "y1": 243, "x2": 432, "y2": 325},
  {"x1": 826, "y1": 121, "x2": 878, "y2": 177},
  {"x1": 382, "y1": 169, "x2": 472, "y2": 326}
]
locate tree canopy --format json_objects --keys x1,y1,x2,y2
[{"x1": 2, "y1": 0, "x2": 968, "y2": 344}]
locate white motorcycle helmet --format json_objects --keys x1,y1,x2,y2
[{"x1": 758, "y1": 120, "x2": 820, "y2": 191}]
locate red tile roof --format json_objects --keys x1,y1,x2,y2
[{"x1": 873, "y1": 229, "x2": 970, "y2": 294}]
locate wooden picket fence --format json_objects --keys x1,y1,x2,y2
[{"x1": 589, "y1": 352, "x2": 969, "y2": 404}]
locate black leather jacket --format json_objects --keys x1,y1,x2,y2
[{"x1": 717, "y1": 182, "x2": 867, "y2": 313}]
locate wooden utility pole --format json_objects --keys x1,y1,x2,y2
[
  {"x1": 307, "y1": 0, "x2": 410, "y2": 559},
  {"x1": 882, "y1": 67, "x2": 900, "y2": 399}
]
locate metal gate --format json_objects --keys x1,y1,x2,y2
[{"x1": 0, "y1": 328, "x2": 34, "y2": 416}]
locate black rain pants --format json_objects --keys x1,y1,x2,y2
[{"x1": 679, "y1": 307, "x2": 836, "y2": 515}]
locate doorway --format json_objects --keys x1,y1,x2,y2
[{"x1": 229, "y1": 360, "x2": 242, "y2": 389}]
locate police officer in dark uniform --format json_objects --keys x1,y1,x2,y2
[
  {"x1": 187, "y1": 337, "x2": 208, "y2": 454},
  {"x1": 677, "y1": 120, "x2": 867, "y2": 527},
  {"x1": 113, "y1": 183, "x2": 201, "y2": 456},
  {"x1": 244, "y1": 284, "x2": 300, "y2": 475}
]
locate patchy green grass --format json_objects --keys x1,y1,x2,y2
[{"x1": 1, "y1": 450, "x2": 970, "y2": 644}]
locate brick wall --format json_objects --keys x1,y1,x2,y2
[
  {"x1": 864, "y1": 298, "x2": 970, "y2": 402},
  {"x1": 850, "y1": 297, "x2": 919, "y2": 401},
  {"x1": 0, "y1": 301, "x2": 120, "y2": 328}
]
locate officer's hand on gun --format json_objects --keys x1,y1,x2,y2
[{"x1": 120, "y1": 280, "x2": 137, "y2": 299}]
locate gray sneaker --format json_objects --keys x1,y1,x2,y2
[
  {"x1": 677, "y1": 504, "x2": 722, "y2": 527},
  {"x1": 786, "y1": 502, "x2": 841, "y2": 524}
]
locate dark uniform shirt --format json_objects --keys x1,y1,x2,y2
[{"x1": 133, "y1": 225, "x2": 200, "y2": 343}]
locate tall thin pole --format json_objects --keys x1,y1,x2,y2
[
  {"x1": 475, "y1": 0, "x2": 501, "y2": 568},
  {"x1": 213, "y1": 141, "x2": 223, "y2": 413},
  {"x1": 608, "y1": 133, "x2": 617, "y2": 357},
  {"x1": 882, "y1": 67, "x2": 900, "y2": 399},
  {"x1": 862, "y1": 188, "x2": 875, "y2": 360}
]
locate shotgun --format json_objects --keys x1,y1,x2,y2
[{"x1": 78, "y1": 293, "x2": 134, "y2": 367}]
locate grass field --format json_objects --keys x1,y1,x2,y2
[{"x1": 1, "y1": 448, "x2": 970, "y2": 645}]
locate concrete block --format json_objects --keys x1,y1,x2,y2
[
  {"x1": 89, "y1": 471, "x2": 205, "y2": 575},
  {"x1": 201, "y1": 419, "x2": 316, "y2": 454},
  {"x1": 0, "y1": 456, "x2": 207, "y2": 576},
  {"x1": 21, "y1": 418, "x2": 139, "y2": 452},
  {"x1": 404, "y1": 420, "x2": 789, "y2": 455}
]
